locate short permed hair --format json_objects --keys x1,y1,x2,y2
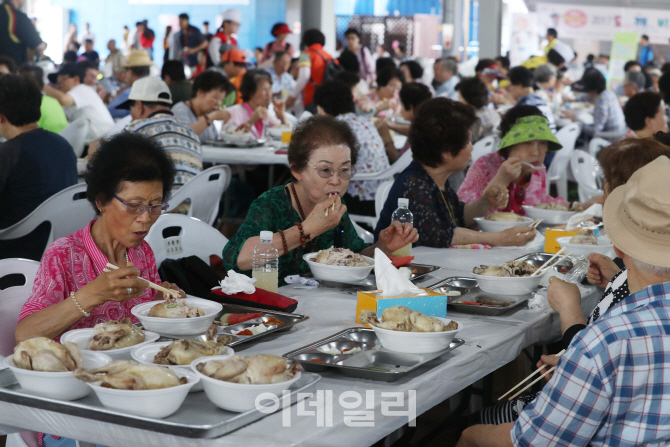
[
  {"x1": 192, "y1": 70, "x2": 233, "y2": 97},
  {"x1": 399, "y1": 60, "x2": 423, "y2": 80},
  {"x1": 161, "y1": 60, "x2": 186, "y2": 81},
  {"x1": 302, "y1": 29, "x2": 325, "y2": 47},
  {"x1": 399, "y1": 82, "x2": 431, "y2": 111},
  {"x1": 334, "y1": 71, "x2": 360, "y2": 90},
  {"x1": 409, "y1": 98, "x2": 477, "y2": 167},
  {"x1": 455, "y1": 76, "x2": 489, "y2": 109},
  {"x1": 313, "y1": 81, "x2": 355, "y2": 116},
  {"x1": 239, "y1": 69, "x2": 272, "y2": 102},
  {"x1": 508, "y1": 66, "x2": 534, "y2": 88},
  {"x1": 599, "y1": 137, "x2": 670, "y2": 194},
  {"x1": 624, "y1": 91, "x2": 663, "y2": 131},
  {"x1": 85, "y1": 132, "x2": 176, "y2": 214},
  {"x1": 0, "y1": 74, "x2": 42, "y2": 126},
  {"x1": 288, "y1": 115, "x2": 358, "y2": 176},
  {"x1": 376, "y1": 66, "x2": 405, "y2": 87},
  {"x1": 0, "y1": 56, "x2": 18, "y2": 74},
  {"x1": 337, "y1": 49, "x2": 360, "y2": 73},
  {"x1": 18, "y1": 63, "x2": 45, "y2": 89}
]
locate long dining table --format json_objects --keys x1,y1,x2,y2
[{"x1": 0, "y1": 246, "x2": 599, "y2": 447}]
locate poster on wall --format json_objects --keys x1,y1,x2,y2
[
  {"x1": 509, "y1": 13, "x2": 539, "y2": 67},
  {"x1": 608, "y1": 32, "x2": 638, "y2": 91},
  {"x1": 537, "y1": 3, "x2": 670, "y2": 45}
]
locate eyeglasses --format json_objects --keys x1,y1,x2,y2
[
  {"x1": 114, "y1": 195, "x2": 169, "y2": 216},
  {"x1": 307, "y1": 161, "x2": 356, "y2": 180}
]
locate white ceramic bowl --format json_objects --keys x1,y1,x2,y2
[
  {"x1": 220, "y1": 132, "x2": 253, "y2": 144},
  {"x1": 368, "y1": 318, "x2": 461, "y2": 354},
  {"x1": 85, "y1": 369, "x2": 198, "y2": 418},
  {"x1": 267, "y1": 126, "x2": 291, "y2": 139},
  {"x1": 191, "y1": 355, "x2": 302, "y2": 412},
  {"x1": 557, "y1": 235, "x2": 614, "y2": 257},
  {"x1": 522, "y1": 205, "x2": 575, "y2": 226},
  {"x1": 471, "y1": 271, "x2": 547, "y2": 296},
  {"x1": 4, "y1": 351, "x2": 112, "y2": 400},
  {"x1": 474, "y1": 216, "x2": 534, "y2": 232},
  {"x1": 303, "y1": 253, "x2": 374, "y2": 283},
  {"x1": 60, "y1": 328, "x2": 160, "y2": 361},
  {"x1": 131, "y1": 297, "x2": 223, "y2": 336}
]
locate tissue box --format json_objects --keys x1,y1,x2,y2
[
  {"x1": 355, "y1": 288, "x2": 449, "y2": 324},
  {"x1": 544, "y1": 225, "x2": 580, "y2": 253}
]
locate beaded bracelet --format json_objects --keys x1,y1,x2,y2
[
  {"x1": 70, "y1": 292, "x2": 90, "y2": 317},
  {"x1": 295, "y1": 222, "x2": 310, "y2": 249},
  {"x1": 278, "y1": 229, "x2": 289, "y2": 255}
]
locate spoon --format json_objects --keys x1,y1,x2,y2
[{"x1": 521, "y1": 161, "x2": 544, "y2": 171}]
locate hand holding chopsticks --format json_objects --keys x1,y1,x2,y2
[
  {"x1": 105, "y1": 263, "x2": 182, "y2": 299},
  {"x1": 499, "y1": 349, "x2": 565, "y2": 401},
  {"x1": 530, "y1": 248, "x2": 572, "y2": 276}
]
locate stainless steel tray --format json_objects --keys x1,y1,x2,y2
[
  {"x1": 513, "y1": 252, "x2": 574, "y2": 274},
  {"x1": 203, "y1": 138, "x2": 268, "y2": 148},
  {"x1": 283, "y1": 328, "x2": 464, "y2": 382},
  {"x1": 316, "y1": 263, "x2": 441, "y2": 291},
  {"x1": 430, "y1": 277, "x2": 529, "y2": 316},
  {"x1": 0, "y1": 368, "x2": 320, "y2": 438}
]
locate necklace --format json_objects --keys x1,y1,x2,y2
[{"x1": 430, "y1": 176, "x2": 457, "y2": 224}]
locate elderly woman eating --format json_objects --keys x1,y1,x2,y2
[
  {"x1": 374, "y1": 98, "x2": 536, "y2": 248},
  {"x1": 226, "y1": 69, "x2": 290, "y2": 139},
  {"x1": 458, "y1": 105, "x2": 600, "y2": 213},
  {"x1": 222, "y1": 115, "x2": 418, "y2": 285},
  {"x1": 16, "y1": 133, "x2": 182, "y2": 343}
]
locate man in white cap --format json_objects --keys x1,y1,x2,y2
[
  {"x1": 209, "y1": 9, "x2": 241, "y2": 66},
  {"x1": 106, "y1": 48, "x2": 153, "y2": 119},
  {"x1": 458, "y1": 156, "x2": 670, "y2": 447},
  {"x1": 117, "y1": 77, "x2": 202, "y2": 191}
]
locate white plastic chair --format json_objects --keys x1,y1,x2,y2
[
  {"x1": 146, "y1": 214, "x2": 229, "y2": 267},
  {"x1": 570, "y1": 151, "x2": 604, "y2": 202},
  {"x1": 59, "y1": 118, "x2": 90, "y2": 158},
  {"x1": 375, "y1": 180, "x2": 396, "y2": 222},
  {"x1": 547, "y1": 123, "x2": 580, "y2": 200},
  {"x1": 471, "y1": 135, "x2": 499, "y2": 164},
  {"x1": 167, "y1": 165, "x2": 231, "y2": 226},
  {"x1": 588, "y1": 137, "x2": 610, "y2": 158},
  {"x1": 0, "y1": 183, "x2": 95, "y2": 258},
  {"x1": 0, "y1": 258, "x2": 40, "y2": 358},
  {"x1": 351, "y1": 221, "x2": 374, "y2": 244}
]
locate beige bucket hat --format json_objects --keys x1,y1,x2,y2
[
  {"x1": 122, "y1": 49, "x2": 153, "y2": 68},
  {"x1": 603, "y1": 155, "x2": 670, "y2": 268}
]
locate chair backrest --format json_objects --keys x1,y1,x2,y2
[
  {"x1": 351, "y1": 221, "x2": 374, "y2": 244},
  {"x1": 471, "y1": 135, "x2": 498, "y2": 164},
  {"x1": 389, "y1": 149, "x2": 413, "y2": 176},
  {"x1": 588, "y1": 137, "x2": 610, "y2": 157},
  {"x1": 0, "y1": 259, "x2": 40, "y2": 358},
  {"x1": 570, "y1": 151, "x2": 603, "y2": 202},
  {"x1": 547, "y1": 123, "x2": 580, "y2": 180},
  {"x1": 0, "y1": 183, "x2": 95, "y2": 257},
  {"x1": 167, "y1": 165, "x2": 231, "y2": 226},
  {"x1": 59, "y1": 118, "x2": 90, "y2": 158},
  {"x1": 375, "y1": 180, "x2": 396, "y2": 220},
  {"x1": 145, "y1": 214, "x2": 229, "y2": 267}
]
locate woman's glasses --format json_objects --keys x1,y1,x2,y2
[
  {"x1": 307, "y1": 161, "x2": 356, "y2": 180},
  {"x1": 114, "y1": 195, "x2": 169, "y2": 216}
]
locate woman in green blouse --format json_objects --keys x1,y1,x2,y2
[{"x1": 223, "y1": 115, "x2": 419, "y2": 285}]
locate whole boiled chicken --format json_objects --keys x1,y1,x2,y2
[
  {"x1": 569, "y1": 229, "x2": 598, "y2": 245},
  {"x1": 153, "y1": 324, "x2": 235, "y2": 365},
  {"x1": 196, "y1": 354, "x2": 302, "y2": 384},
  {"x1": 87, "y1": 318, "x2": 145, "y2": 350},
  {"x1": 13, "y1": 337, "x2": 83, "y2": 372},
  {"x1": 74, "y1": 360, "x2": 186, "y2": 389},
  {"x1": 485, "y1": 212, "x2": 525, "y2": 222},
  {"x1": 535, "y1": 203, "x2": 570, "y2": 211},
  {"x1": 149, "y1": 297, "x2": 204, "y2": 318},
  {"x1": 359, "y1": 306, "x2": 457, "y2": 332}
]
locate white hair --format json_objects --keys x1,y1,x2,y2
[{"x1": 632, "y1": 258, "x2": 670, "y2": 276}]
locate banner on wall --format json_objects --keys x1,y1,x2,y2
[
  {"x1": 509, "y1": 13, "x2": 539, "y2": 67},
  {"x1": 537, "y1": 3, "x2": 670, "y2": 44},
  {"x1": 608, "y1": 32, "x2": 639, "y2": 90}
]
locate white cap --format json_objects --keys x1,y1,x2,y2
[
  {"x1": 260, "y1": 231, "x2": 273, "y2": 242},
  {"x1": 117, "y1": 77, "x2": 172, "y2": 110},
  {"x1": 398, "y1": 198, "x2": 409, "y2": 207},
  {"x1": 222, "y1": 9, "x2": 242, "y2": 24}
]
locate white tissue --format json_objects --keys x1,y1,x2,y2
[
  {"x1": 284, "y1": 275, "x2": 319, "y2": 288},
  {"x1": 375, "y1": 248, "x2": 423, "y2": 296},
  {"x1": 566, "y1": 204, "x2": 602, "y2": 231},
  {"x1": 214, "y1": 270, "x2": 257, "y2": 294}
]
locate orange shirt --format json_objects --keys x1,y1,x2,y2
[
  {"x1": 300, "y1": 44, "x2": 332, "y2": 106},
  {"x1": 231, "y1": 68, "x2": 246, "y2": 104}
]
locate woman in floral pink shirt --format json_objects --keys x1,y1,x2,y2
[
  {"x1": 458, "y1": 106, "x2": 569, "y2": 215},
  {"x1": 16, "y1": 133, "x2": 183, "y2": 343}
]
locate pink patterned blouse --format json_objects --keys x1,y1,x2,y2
[
  {"x1": 457, "y1": 152, "x2": 567, "y2": 214},
  {"x1": 18, "y1": 219, "x2": 159, "y2": 335}
]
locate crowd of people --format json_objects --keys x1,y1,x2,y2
[{"x1": 5, "y1": 1, "x2": 670, "y2": 444}]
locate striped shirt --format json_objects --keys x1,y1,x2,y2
[
  {"x1": 18, "y1": 219, "x2": 159, "y2": 336},
  {"x1": 126, "y1": 111, "x2": 203, "y2": 189},
  {"x1": 513, "y1": 280, "x2": 670, "y2": 447}
]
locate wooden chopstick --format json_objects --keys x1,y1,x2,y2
[
  {"x1": 537, "y1": 253, "x2": 572, "y2": 276},
  {"x1": 105, "y1": 263, "x2": 180, "y2": 298},
  {"x1": 499, "y1": 349, "x2": 565, "y2": 401},
  {"x1": 530, "y1": 219, "x2": 542, "y2": 229},
  {"x1": 324, "y1": 193, "x2": 337, "y2": 217},
  {"x1": 530, "y1": 248, "x2": 565, "y2": 277}
]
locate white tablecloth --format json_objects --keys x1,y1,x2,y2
[
  {"x1": 0, "y1": 247, "x2": 600, "y2": 447},
  {"x1": 202, "y1": 144, "x2": 289, "y2": 166}
]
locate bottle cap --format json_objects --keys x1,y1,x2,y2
[
  {"x1": 398, "y1": 198, "x2": 409, "y2": 207},
  {"x1": 260, "y1": 231, "x2": 273, "y2": 241}
]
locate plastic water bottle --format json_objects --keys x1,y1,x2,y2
[
  {"x1": 391, "y1": 198, "x2": 413, "y2": 256},
  {"x1": 252, "y1": 231, "x2": 279, "y2": 293}
]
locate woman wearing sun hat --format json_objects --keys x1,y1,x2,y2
[
  {"x1": 260, "y1": 23, "x2": 294, "y2": 64},
  {"x1": 458, "y1": 105, "x2": 600, "y2": 214}
]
